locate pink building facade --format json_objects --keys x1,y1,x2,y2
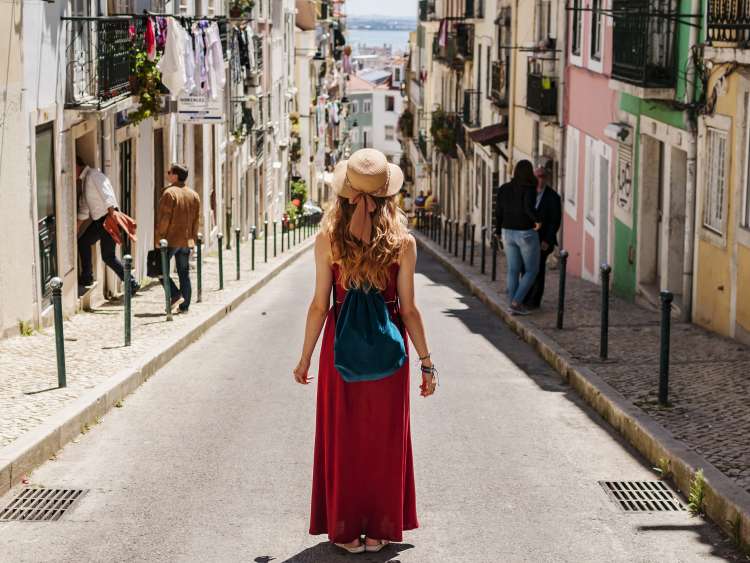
[{"x1": 563, "y1": 0, "x2": 618, "y2": 283}]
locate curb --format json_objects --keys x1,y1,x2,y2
[
  {"x1": 0, "y1": 238, "x2": 315, "y2": 498},
  {"x1": 415, "y1": 232, "x2": 750, "y2": 548}
]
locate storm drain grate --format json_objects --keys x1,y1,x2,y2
[
  {"x1": 599, "y1": 481, "x2": 685, "y2": 513},
  {"x1": 0, "y1": 488, "x2": 88, "y2": 522}
]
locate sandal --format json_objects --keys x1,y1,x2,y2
[
  {"x1": 364, "y1": 539, "x2": 390, "y2": 553},
  {"x1": 334, "y1": 539, "x2": 365, "y2": 554}
]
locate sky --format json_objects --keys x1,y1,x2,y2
[{"x1": 345, "y1": 0, "x2": 417, "y2": 18}]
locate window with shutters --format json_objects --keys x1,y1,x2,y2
[
  {"x1": 703, "y1": 127, "x2": 728, "y2": 235},
  {"x1": 385, "y1": 125, "x2": 395, "y2": 141}
]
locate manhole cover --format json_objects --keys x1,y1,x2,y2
[
  {"x1": 599, "y1": 481, "x2": 685, "y2": 512},
  {"x1": 0, "y1": 488, "x2": 88, "y2": 522}
]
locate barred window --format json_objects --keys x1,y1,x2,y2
[{"x1": 703, "y1": 127, "x2": 728, "y2": 235}]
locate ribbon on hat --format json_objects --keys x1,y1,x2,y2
[{"x1": 348, "y1": 191, "x2": 377, "y2": 243}]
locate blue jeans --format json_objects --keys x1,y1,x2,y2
[
  {"x1": 502, "y1": 229, "x2": 540, "y2": 304},
  {"x1": 165, "y1": 248, "x2": 191, "y2": 310}
]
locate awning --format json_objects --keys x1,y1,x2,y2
[{"x1": 468, "y1": 123, "x2": 508, "y2": 146}]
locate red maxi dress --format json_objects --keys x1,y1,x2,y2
[{"x1": 309, "y1": 263, "x2": 419, "y2": 543}]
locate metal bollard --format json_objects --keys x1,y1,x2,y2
[
  {"x1": 235, "y1": 228, "x2": 241, "y2": 280},
  {"x1": 264, "y1": 221, "x2": 268, "y2": 263},
  {"x1": 470, "y1": 224, "x2": 476, "y2": 266},
  {"x1": 462, "y1": 222, "x2": 468, "y2": 262},
  {"x1": 123, "y1": 255, "x2": 132, "y2": 346},
  {"x1": 659, "y1": 291, "x2": 674, "y2": 406},
  {"x1": 454, "y1": 221, "x2": 459, "y2": 257},
  {"x1": 491, "y1": 236, "x2": 498, "y2": 282},
  {"x1": 281, "y1": 222, "x2": 285, "y2": 253},
  {"x1": 600, "y1": 264, "x2": 612, "y2": 360},
  {"x1": 50, "y1": 277, "x2": 66, "y2": 388},
  {"x1": 481, "y1": 227, "x2": 487, "y2": 274},
  {"x1": 196, "y1": 233, "x2": 203, "y2": 303},
  {"x1": 273, "y1": 221, "x2": 278, "y2": 257},
  {"x1": 557, "y1": 250, "x2": 569, "y2": 329},
  {"x1": 443, "y1": 216, "x2": 449, "y2": 250},
  {"x1": 447, "y1": 220, "x2": 452, "y2": 253},
  {"x1": 251, "y1": 226, "x2": 257, "y2": 271},
  {"x1": 287, "y1": 221, "x2": 292, "y2": 248},
  {"x1": 217, "y1": 234, "x2": 224, "y2": 290},
  {"x1": 437, "y1": 216, "x2": 442, "y2": 245},
  {"x1": 160, "y1": 240, "x2": 173, "y2": 321}
]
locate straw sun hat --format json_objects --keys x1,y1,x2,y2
[{"x1": 332, "y1": 148, "x2": 404, "y2": 243}]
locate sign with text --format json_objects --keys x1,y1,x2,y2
[{"x1": 177, "y1": 95, "x2": 225, "y2": 124}]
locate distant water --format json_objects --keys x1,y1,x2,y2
[{"x1": 347, "y1": 29, "x2": 412, "y2": 54}]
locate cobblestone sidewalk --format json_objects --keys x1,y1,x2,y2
[
  {"x1": 0, "y1": 230, "x2": 315, "y2": 450},
  {"x1": 415, "y1": 231, "x2": 750, "y2": 495}
]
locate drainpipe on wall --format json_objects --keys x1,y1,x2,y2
[
  {"x1": 555, "y1": 0, "x2": 568, "y2": 249},
  {"x1": 508, "y1": 0, "x2": 519, "y2": 176},
  {"x1": 683, "y1": 0, "x2": 701, "y2": 322}
]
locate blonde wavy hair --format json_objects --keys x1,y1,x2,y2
[{"x1": 323, "y1": 195, "x2": 409, "y2": 290}]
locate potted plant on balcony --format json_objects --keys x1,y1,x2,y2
[
  {"x1": 398, "y1": 109, "x2": 414, "y2": 138},
  {"x1": 430, "y1": 108, "x2": 457, "y2": 156},
  {"x1": 128, "y1": 48, "x2": 162, "y2": 125},
  {"x1": 229, "y1": 0, "x2": 254, "y2": 18}
]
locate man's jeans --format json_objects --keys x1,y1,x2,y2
[
  {"x1": 78, "y1": 217, "x2": 127, "y2": 284},
  {"x1": 502, "y1": 228, "x2": 540, "y2": 305},
  {"x1": 165, "y1": 248, "x2": 191, "y2": 310}
]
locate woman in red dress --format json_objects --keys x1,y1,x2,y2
[{"x1": 293, "y1": 149, "x2": 437, "y2": 554}]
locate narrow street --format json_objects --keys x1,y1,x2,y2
[{"x1": 0, "y1": 250, "x2": 739, "y2": 562}]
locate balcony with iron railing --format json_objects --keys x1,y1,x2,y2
[
  {"x1": 707, "y1": 0, "x2": 750, "y2": 46},
  {"x1": 611, "y1": 0, "x2": 677, "y2": 90},
  {"x1": 462, "y1": 89, "x2": 481, "y2": 128},
  {"x1": 490, "y1": 60, "x2": 509, "y2": 108},
  {"x1": 63, "y1": 16, "x2": 144, "y2": 108},
  {"x1": 432, "y1": 24, "x2": 474, "y2": 68},
  {"x1": 255, "y1": 128, "x2": 265, "y2": 160},
  {"x1": 526, "y1": 58, "x2": 558, "y2": 117}
]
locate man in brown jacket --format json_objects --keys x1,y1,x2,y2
[{"x1": 156, "y1": 163, "x2": 201, "y2": 313}]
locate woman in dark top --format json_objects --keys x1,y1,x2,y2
[{"x1": 495, "y1": 160, "x2": 541, "y2": 315}]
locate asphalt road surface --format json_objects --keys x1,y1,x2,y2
[{"x1": 0, "y1": 248, "x2": 741, "y2": 562}]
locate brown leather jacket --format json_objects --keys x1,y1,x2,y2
[{"x1": 156, "y1": 184, "x2": 201, "y2": 248}]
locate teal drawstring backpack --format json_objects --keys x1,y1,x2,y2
[{"x1": 332, "y1": 283, "x2": 406, "y2": 382}]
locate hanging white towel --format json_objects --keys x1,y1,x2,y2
[
  {"x1": 157, "y1": 18, "x2": 187, "y2": 97},
  {"x1": 184, "y1": 25, "x2": 196, "y2": 94},
  {"x1": 206, "y1": 22, "x2": 226, "y2": 99}
]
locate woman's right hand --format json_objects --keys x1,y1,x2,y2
[
  {"x1": 419, "y1": 359, "x2": 437, "y2": 398},
  {"x1": 293, "y1": 358, "x2": 314, "y2": 385}
]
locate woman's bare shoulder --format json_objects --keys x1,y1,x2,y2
[
  {"x1": 314, "y1": 231, "x2": 333, "y2": 262},
  {"x1": 397, "y1": 234, "x2": 417, "y2": 264}
]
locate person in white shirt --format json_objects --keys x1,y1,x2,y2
[{"x1": 76, "y1": 156, "x2": 138, "y2": 294}]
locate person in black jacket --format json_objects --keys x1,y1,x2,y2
[
  {"x1": 495, "y1": 160, "x2": 541, "y2": 315},
  {"x1": 523, "y1": 164, "x2": 562, "y2": 309}
]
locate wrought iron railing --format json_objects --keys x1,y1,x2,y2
[
  {"x1": 432, "y1": 23, "x2": 474, "y2": 67},
  {"x1": 253, "y1": 34, "x2": 264, "y2": 74},
  {"x1": 462, "y1": 89, "x2": 481, "y2": 127},
  {"x1": 255, "y1": 129, "x2": 265, "y2": 159},
  {"x1": 490, "y1": 60, "x2": 508, "y2": 107},
  {"x1": 526, "y1": 58, "x2": 558, "y2": 116},
  {"x1": 64, "y1": 16, "x2": 143, "y2": 107},
  {"x1": 611, "y1": 0, "x2": 677, "y2": 88},
  {"x1": 419, "y1": 0, "x2": 436, "y2": 21},
  {"x1": 707, "y1": 0, "x2": 750, "y2": 45}
]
